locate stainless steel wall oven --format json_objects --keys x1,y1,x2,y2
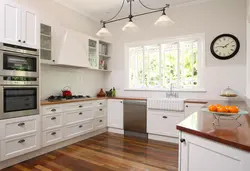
[{"x1": 0, "y1": 43, "x2": 39, "y2": 120}]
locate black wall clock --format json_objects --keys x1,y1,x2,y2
[{"x1": 210, "y1": 34, "x2": 240, "y2": 60}]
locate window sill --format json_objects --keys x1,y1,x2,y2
[{"x1": 124, "y1": 88, "x2": 207, "y2": 93}]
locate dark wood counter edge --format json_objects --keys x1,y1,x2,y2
[
  {"x1": 41, "y1": 97, "x2": 147, "y2": 106},
  {"x1": 184, "y1": 100, "x2": 208, "y2": 104},
  {"x1": 176, "y1": 125, "x2": 250, "y2": 152}
]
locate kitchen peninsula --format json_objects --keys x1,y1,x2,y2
[{"x1": 177, "y1": 101, "x2": 250, "y2": 171}]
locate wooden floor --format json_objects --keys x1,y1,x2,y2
[{"x1": 3, "y1": 133, "x2": 178, "y2": 171}]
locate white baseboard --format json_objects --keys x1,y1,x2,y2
[
  {"x1": 0, "y1": 128, "x2": 107, "y2": 170},
  {"x1": 148, "y1": 134, "x2": 179, "y2": 144},
  {"x1": 108, "y1": 127, "x2": 124, "y2": 134}
]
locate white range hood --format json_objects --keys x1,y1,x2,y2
[{"x1": 53, "y1": 27, "x2": 90, "y2": 68}]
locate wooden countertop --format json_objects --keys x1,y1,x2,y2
[
  {"x1": 184, "y1": 99, "x2": 208, "y2": 104},
  {"x1": 177, "y1": 101, "x2": 250, "y2": 152},
  {"x1": 41, "y1": 97, "x2": 147, "y2": 106}
]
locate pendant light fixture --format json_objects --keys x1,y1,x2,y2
[{"x1": 96, "y1": 0, "x2": 173, "y2": 37}]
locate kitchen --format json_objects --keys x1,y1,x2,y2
[{"x1": 0, "y1": 0, "x2": 249, "y2": 170}]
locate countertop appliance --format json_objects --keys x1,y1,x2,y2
[
  {"x1": 47, "y1": 95, "x2": 91, "y2": 102},
  {"x1": 124, "y1": 100, "x2": 147, "y2": 139}
]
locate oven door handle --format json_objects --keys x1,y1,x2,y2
[
  {"x1": 2, "y1": 86, "x2": 39, "y2": 88},
  {"x1": 0, "y1": 50, "x2": 38, "y2": 58}
]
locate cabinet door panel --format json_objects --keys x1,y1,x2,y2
[
  {"x1": 0, "y1": 0, "x2": 22, "y2": 45},
  {"x1": 22, "y1": 7, "x2": 39, "y2": 48},
  {"x1": 108, "y1": 100, "x2": 123, "y2": 129},
  {"x1": 185, "y1": 103, "x2": 205, "y2": 118},
  {"x1": 180, "y1": 133, "x2": 250, "y2": 171},
  {"x1": 147, "y1": 112, "x2": 184, "y2": 137}
]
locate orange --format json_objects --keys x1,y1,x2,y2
[
  {"x1": 208, "y1": 105, "x2": 217, "y2": 112},
  {"x1": 215, "y1": 104, "x2": 222, "y2": 108},
  {"x1": 225, "y1": 106, "x2": 231, "y2": 113},
  {"x1": 217, "y1": 106, "x2": 227, "y2": 113},
  {"x1": 228, "y1": 106, "x2": 239, "y2": 113}
]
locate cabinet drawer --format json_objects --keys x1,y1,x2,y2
[
  {"x1": 64, "y1": 109, "x2": 95, "y2": 125},
  {"x1": 43, "y1": 113, "x2": 63, "y2": 131},
  {"x1": 4, "y1": 118, "x2": 38, "y2": 139},
  {"x1": 64, "y1": 102, "x2": 94, "y2": 111},
  {"x1": 1, "y1": 133, "x2": 40, "y2": 161},
  {"x1": 95, "y1": 116, "x2": 107, "y2": 130},
  {"x1": 147, "y1": 114, "x2": 184, "y2": 137},
  {"x1": 96, "y1": 100, "x2": 106, "y2": 107},
  {"x1": 64, "y1": 121, "x2": 94, "y2": 139},
  {"x1": 42, "y1": 105, "x2": 62, "y2": 115},
  {"x1": 42, "y1": 128, "x2": 63, "y2": 147},
  {"x1": 95, "y1": 107, "x2": 107, "y2": 117}
]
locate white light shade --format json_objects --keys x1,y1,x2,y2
[
  {"x1": 122, "y1": 21, "x2": 139, "y2": 32},
  {"x1": 155, "y1": 14, "x2": 174, "y2": 26},
  {"x1": 96, "y1": 27, "x2": 112, "y2": 37}
]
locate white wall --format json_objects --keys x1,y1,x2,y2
[
  {"x1": 106, "y1": 0, "x2": 246, "y2": 100},
  {"x1": 20, "y1": 0, "x2": 105, "y2": 99},
  {"x1": 246, "y1": 0, "x2": 250, "y2": 99}
]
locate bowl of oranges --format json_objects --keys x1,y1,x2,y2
[{"x1": 201, "y1": 104, "x2": 248, "y2": 116}]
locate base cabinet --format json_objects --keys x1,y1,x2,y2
[
  {"x1": 107, "y1": 99, "x2": 123, "y2": 129},
  {"x1": 179, "y1": 132, "x2": 250, "y2": 171}
]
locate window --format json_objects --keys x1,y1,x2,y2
[{"x1": 127, "y1": 35, "x2": 204, "y2": 90}]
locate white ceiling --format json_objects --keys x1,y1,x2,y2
[{"x1": 54, "y1": 0, "x2": 207, "y2": 21}]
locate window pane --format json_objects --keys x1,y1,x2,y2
[
  {"x1": 144, "y1": 45, "x2": 160, "y2": 88},
  {"x1": 179, "y1": 41, "x2": 198, "y2": 87},
  {"x1": 161, "y1": 43, "x2": 178, "y2": 88},
  {"x1": 129, "y1": 47, "x2": 143, "y2": 88}
]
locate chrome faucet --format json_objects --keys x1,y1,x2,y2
[{"x1": 166, "y1": 83, "x2": 179, "y2": 98}]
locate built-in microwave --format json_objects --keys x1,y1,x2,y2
[
  {"x1": 0, "y1": 85, "x2": 39, "y2": 120},
  {"x1": 0, "y1": 43, "x2": 39, "y2": 77}
]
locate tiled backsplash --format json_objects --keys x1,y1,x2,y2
[{"x1": 40, "y1": 65, "x2": 105, "y2": 100}]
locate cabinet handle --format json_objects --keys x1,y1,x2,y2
[
  {"x1": 51, "y1": 132, "x2": 56, "y2": 136},
  {"x1": 162, "y1": 116, "x2": 168, "y2": 119},
  {"x1": 180, "y1": 139, "x2": 186, "y2": 143},
  {"x1": 79, "y1": 112, "x2": 83, "y2": 115},
  {"x1": 99, "y1": 120, "x2": 103, "y2": 123},
  {"x1": 18, "y1": 139, "x2": 25, "y2": 143},
  {"x1": 186, "y1": 105, "x2": 188, "y2": 108},
  {"x1": 23, "y1": 41, "x2": 26, "y2": 43},
  {"x1": 53, "y1": 60, "x2": 55, "y2": 62},
  {"x1": 79, "y1": 105, "x2": 83, "y2": 108},
  {"x1": 79, "y1": 125, "x2": 83, "y2": 128},
  {"x1": 18, "y1": 123, "x2": 25, "y2": 127},
  {"x1": 120, "y1": 101, "x2": 123, "y2": 104},
  {"x1": 18, "y1": 40, "x2": 21, "y2": 42},
  {"x1": 99, "y1": 109, "x2": 103, "y2": 111},
  {"x1": 51, "y1": 117, "x2": 56, "y2": 120},
  {"x1": 51, "y1": 109, "x2": 56, "y2": 112},
  {"x1": 100, "y1": 103, "x2": 102, "y2": 105}
]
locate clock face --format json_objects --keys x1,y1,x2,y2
[{"x1": 211, "y1": 34, "x2": 240, "y2": 60}]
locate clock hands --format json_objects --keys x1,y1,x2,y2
[{"x1": 216, "y1": 41, "x2": 235, "y2": 48}]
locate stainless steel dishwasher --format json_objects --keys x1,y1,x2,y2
[{"x1": 124, "y1": 100, "x2": 148, "y2": 139}]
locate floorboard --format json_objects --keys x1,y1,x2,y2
[{"x1": 2, "y1": 132, "x2": 178, "y2": 171}]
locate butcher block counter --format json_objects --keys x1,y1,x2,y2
[
  {"x1": 41, "y1": 97, "x2": 147, "y2": 106},
  {"x1": 177, "y1": 101, "x2": 250, "y2": 152}
]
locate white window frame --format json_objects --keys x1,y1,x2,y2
[{"x1": 124, "y1": 33, "x2": 206, "y2": 92}]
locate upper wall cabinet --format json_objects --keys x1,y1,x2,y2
[{"x1": 0, "y1": 0, "x2": 39, "y2": 49}]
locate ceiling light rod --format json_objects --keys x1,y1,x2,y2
[{"x1": 101, "y1": 0, "x2": 170, "y2": 25}]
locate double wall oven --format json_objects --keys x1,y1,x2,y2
[{"x1": 0, "y1": 43, "x2": 39, "y2": 120}]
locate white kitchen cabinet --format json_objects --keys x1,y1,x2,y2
[
  {"x1": 179, "y1": 132, "x2": 250, "y2": 171},
  {"x1": 0, "y1": 0, "x2": 39, "y2": 48},
  {"x1": 21, "y1": 7, "x2": 39, "y2": 48},
  {"x1": 184, "y1": 103, "x2": 205, "y2": 118},
  {"x1": 0, "y1": 0, "x2": 22, "y2": 45},
  {"x1": 147, "y1": 110, "x2": 184, "y2": 138},
  {"x1": 107, "y1": 99, "x2": 124, "y2": 129}
]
